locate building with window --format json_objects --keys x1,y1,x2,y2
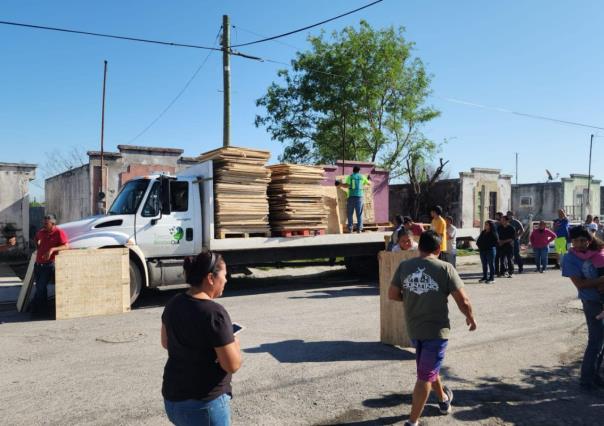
[
  {"x1": 0, "y1": 162, "x2": 37, "y2": 249},
  {"x1": 45, "y1": 145, "x2": 200, "y2": 224},
  {"x1": 511, "y1": 174, "x2": 601, "y2": 222},
  {"x1": 389, "y1": 167, "x2": 512, "y2": 229}
]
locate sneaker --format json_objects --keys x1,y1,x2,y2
[
  {"x1": 486, "y1": 278, "x2": 495, "y2": 284},
  {"x1": 506, "y1": 274, "x2": 513, "y2": 278},
  {"x1": 539, "y1": 270, "x2": 544, "y2": 274},
  {"x1": 438, "y1": 386, "x2": 453, "y2": 414},
  {"x1": 403, "y1": 421, "x2": 418, "y2": 426},
  {"x1": 554, "y1": 264, "x2": 561, "y2": 270},
  {"x1": 478, "y1": 278, "x2": 487, "y2": 283},
  {"x1": 535, "y1": 268, "x2": 541, "y2": 273}
]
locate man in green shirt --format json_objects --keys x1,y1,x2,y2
[
  {"x1": 336, "y1": 165, "x2": 370, "y2": 233},
  {"x1": 388, "y1": 230, "x2": 477, "y2": 426}
]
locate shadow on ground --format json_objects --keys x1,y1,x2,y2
[
  {"x1": 319, "y1": 360, "x2": 604, "y2": 425},
  {"x1": 288, "y1": 285, "x2": 378, "y2": 299},
  {"x1": 245, "y1": 339, "x2": 414, "y2": 363}
]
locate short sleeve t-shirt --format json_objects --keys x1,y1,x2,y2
[
  {"x1": 162, "y1": 293, "x2": 235, "y2": 401},
  {"x1": 345, "y1": 173, "x2": 369, "y2": 198},
  {"x1": 410, "y1": 223, "x2": 424, "y2": 236},
  {"x1": 431, "y1": 216, "x2": 448, "y2": 252},
  {"x1": 447, "y1": 225, "x2": 457, "y2": 254},
  {"x1": 562, "y1": 251, "x2": 600, "y2": 301},
  {"x1": 391, "y1": 256, "x2": 464, "y2": 340},
  {"x1": 509, "y1": 218, "x2": 524, "y2": 239},
  {"x1": 35, "y1": 227, "x2": 69, "y2": 264},
  {"x1": 554, "y1": 218, "x2": 569, "y2": 239}
]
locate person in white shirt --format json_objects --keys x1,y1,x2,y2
[
  {"x1": 392, "y1": 229, "x2": 419, "y2": 252},
  {"x1": 445, "y1": 216, "x2": 457, "y2": 268}
]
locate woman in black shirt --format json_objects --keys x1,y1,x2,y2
[
  {"x1": 477, "y1": 220, "x2": 499, "y2": 283},
  {"x1": 161, "y1": 251, "x2": 241, "y2": 426}
]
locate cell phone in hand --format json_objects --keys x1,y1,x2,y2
[{"x1": 232, "y1": 322, "x2": 244, "y2": 335}]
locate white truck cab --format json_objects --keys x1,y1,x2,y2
[{"x1": 60, "y1": 160, "x2": 389, "y2": 304}]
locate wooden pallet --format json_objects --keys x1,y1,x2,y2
[
  {"x1": 272, "y1": 228, "x2": 326, "y2": 237},
  {"x1": 217, "y1": 230, "x2": 271, "y2": 239}
]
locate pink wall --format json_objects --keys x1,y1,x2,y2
[{"x1": 321, "y1": 161, "x2": 390, "y2": 223}]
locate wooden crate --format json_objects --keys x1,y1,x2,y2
[
  {"x1": 378, "y1": 250, "x2": 419, "y2": 347},
  {"x1": 55, "y1": 248, "x2": 130, "y2": 320}
]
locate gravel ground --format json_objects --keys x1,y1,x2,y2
[{"x1": 0, "y1": 264, "x2": 602, "y2": 425}]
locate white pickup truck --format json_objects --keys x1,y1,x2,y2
[{"x1": 60, "y1": 161, "x2": 389, "y2": 303}]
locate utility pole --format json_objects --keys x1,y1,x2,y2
[
  {"x1": 222, "y1": 15, "x2": 231, "y2": 147},
  {"x1": 515, "y1": 152, "x2": 518, "y2": 185},
  {"x1": 587, "y1": 133, "x2": 594, "y2": 215},
  {"x1": 99, "y1": 60, "x2": 108, "y2": 214}
]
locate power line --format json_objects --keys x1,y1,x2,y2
[
  {"x1": 0, "y1": 19, "x2": 260, "y2": 60},
  {"x1": 126, "y1": 28, "x2": 222, "y2": 144},
  {"x1": 230, "y1": 0, "x2": 383, "y2": 48},
  {"x1": 436, "y1": 96, "x2": 604, "y2": 131}
]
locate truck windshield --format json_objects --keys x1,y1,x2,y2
[{"x1": 108, "y1": 179, "x2": 150, "y2": 215}]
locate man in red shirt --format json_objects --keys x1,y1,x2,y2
[{"x1": 32, "y1": 214, "x2": 69, "y2": 316}]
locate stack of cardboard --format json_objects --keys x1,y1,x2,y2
[
  {"x1": 267, "y1": 164, "x2": 328, "y2": 234},
  {"x1": 198, "y1": 147, "x2": 271, "y2": 238}
]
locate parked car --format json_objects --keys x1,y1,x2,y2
[{"x1": 520, "y1": 220, "x2": 581, "y2": 260}]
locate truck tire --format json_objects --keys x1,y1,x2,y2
[
  {"x1": 129, "y1": 258, "x2": 143, "y2": 305},
  {"x1": 344, "y1": 255, "x2": 379, "y2": 280}
]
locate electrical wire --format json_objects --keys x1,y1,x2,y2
[
  {"x1": 126, "y1": 28, "x2": 222, "y2": 144},
  {"x1": 435, "y1": 96, "x2": 604, "y2": 131},
  {"x1": 0, "y1": 19, "x2": 257, "y2": 59},
  {"x1": 230, "y1": 0, "x2": 383, "y2": 48}
]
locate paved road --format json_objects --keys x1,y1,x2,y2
[{"x1": 1, "y1": 264, "x2": 602, "y2": 425}]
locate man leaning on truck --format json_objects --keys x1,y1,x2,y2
[{"x1": 31, "y1": 214, "x2": 69, "y2": 317}]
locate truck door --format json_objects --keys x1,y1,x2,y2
[{"x1": 135, "y1": 180, "x2": 196, "y2": 258}]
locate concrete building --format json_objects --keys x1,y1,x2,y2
[
  {"x1": 45, "y1": 145, "x2": 200, "y2": 223},
  {"x1": 0, "y1": 162, "x2": 37, "y2": 248},
  {"x1": 390, "y1": 167, "x2": 512, "y2": 228},
  {"x1": 512, "y1": 174, "x2": 601, "y2": 222}
]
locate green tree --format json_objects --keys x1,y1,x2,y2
[{"x1": 255, "y1": 21, "x2": 440, "y2": 180}]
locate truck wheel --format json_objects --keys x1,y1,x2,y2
[{"x1": 129, "y1": 259, "x2": 143, "y2": 305}]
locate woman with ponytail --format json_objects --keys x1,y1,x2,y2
[{"x1": 161, "y1": 251, "x2": 241, "y2": 425}]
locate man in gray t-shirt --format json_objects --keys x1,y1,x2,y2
[{"x1": 389, "y1": 230, "x2": 477, "y2": 426}]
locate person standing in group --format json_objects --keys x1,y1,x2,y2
[
  {"x1": 493, "y1": 212, "x2": 504, "y2": 276},
  {"x1": 430, "y1": 206, "x2": 448, "y2": 263},
  {"x1": 336, "y1": 165, "x2": 370, "y2": 233},
  {"x1": 388, "y1": 215, "x2": 404, "y2": 251},
  {"x1": 404, "y1": 216, "x2": 424, "y2": 238},
  {"x1": 529, "y1": 221, "x2": 557, "y2": 273},
  {"x1": 497, "y1": 216, "x2": 515, "y2": 278},
  {"x1": 506, "y1": 211, "x2": 525, "y2": 274},
  {"x1": 445, "y1": 216, "x2": 457, "y2": 268},
  {"x1": 553, "y1": 209, "x2": 570, "y2": 269},
  {"x1": 32, "y1": 214, "x2": 69, "y2": 317},
  {"x1": 595, "y1": 216, "x2": 604, "y2": 240},
  {"x1": 162, "y1": 251, "x2": 241, "y2": 426},
  {"x1": 561, "y1": 226, "x2": 604, "y2": 391},
  {"x1": 388, "y1": 231, "x2": 477, "y2": 426},
  {"x1": 477, "y1": 220, "x2": 499, "y2": 283},
  {"x1": 585, "y1": 214, "x2": 598, "y2": 235}
]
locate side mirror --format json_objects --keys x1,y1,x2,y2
[{"x1": 160, "y1": 177, "x2": 172, "y2": 215}]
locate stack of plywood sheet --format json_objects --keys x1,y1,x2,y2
[
  {"x1": 267, "y1": 164, "x2": 328, "y2": 235},
  {"x1": 198, "y1": 147, "x2": 271, "y2": 238}
]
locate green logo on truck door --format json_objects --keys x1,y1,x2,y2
[{"x1": 170, "y1": 226, "x2": 184, "y2": 243}]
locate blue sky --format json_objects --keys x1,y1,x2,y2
[{"x1": 2, "y1": 1, "x2": 603, "y2": 201}]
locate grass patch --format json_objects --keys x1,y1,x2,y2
[{"x1": 457, "y1": 248, "x2": 478, "y2": 257}]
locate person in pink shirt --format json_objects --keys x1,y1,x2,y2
[
  {"x1": 570, "y1": 235, "x2": 604, "y2": 320},
  {"x1": 529, "y1": 221, "x2": 557, "y2": 273}
]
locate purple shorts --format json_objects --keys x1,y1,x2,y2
[{"x1": 412, "y1": 339, "x2": 448, "y2": 383}]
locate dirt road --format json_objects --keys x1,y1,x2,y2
[{"x1": 0, "y1": 264, "x2": 601, "y2": 425}]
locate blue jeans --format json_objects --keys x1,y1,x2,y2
[
  {"x1": 513, "y1": 239, "x2": 524, "y2": 271},
  {"x1": 347, "y1": 196, "x2": 364, "y2": 232},
  {"x1": 580, "y1": 300, "x2": 604, "y2": 386},
  {"x1": 164, "y1": 393, "x2": 231, "y2": 426},
  {"x1": 479, "y1": 248, "x2": 495, "y2": 280},
  {"x1": 33, "y1": 262, "x2": 54, "y2": 313},
  {"x1": 534, "y1": 247, "x2": 549, "y2": 271}
]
